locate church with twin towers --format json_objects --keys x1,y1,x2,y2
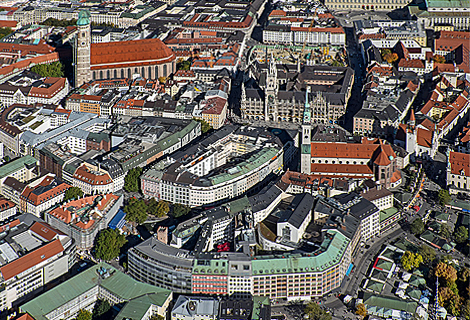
[{"x1": 73, "y1": 10, "x2": 176, "y2": 87}]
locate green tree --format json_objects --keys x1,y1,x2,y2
[
  {"x1": 124, "y1": 198, "x2": 148, "y2": 224},
  {"x1": 438, "y1": 189, "x2": 451, "y2": 206},
  {"x1": 355, "y1": 303, "x2": 367, "y2": 319},
  {"x1": 440, "y1": 224, "x2": 452, "y2": 239},
  {"x1": 193, "y1": 118, "x2": 212, "y2": 133},
  {"x1": 419, "y1": 244, "x2": 436, "y2": 263},
  {"x1": 75, "y1": 309, "x2": 92, "y2": 320},
  {"x1": 454, "y1": 225, "x2": 469, "y2": 243},
  {"x1": 410, "y1": 218, "x2": 425, "y2": 235},
  {"x1": 148, "y1": 198, "x2": 169, "y2": 217},
  {"x1": 172, "y1": 203, "x2": 191, "y2": 218},
  {"x1": 0, "y1": 27, "x2": 12, "y2": 40},
  {"x1": 304, "y1": 301, "x2": 332, "y2": 320},
  {"x1": 64, "y1": 186, "x2": 84, "y2": 201},
  {"x1": 124, "y1": 167, "x2": 143, "y2": 192},
  {"x1": 177, "y1": 58, "x2": 191, "y2": 71},
  {"x1": 31, "y1": 61, "x2": 65, "y2": 77},
  {"x1": 94, "y1": 229, "x2": 127, "y2": 261},
  {"x1": 462, "y1": 299, "x2": 470, "y2": 320},
  {"x1": 92, "y1": 299, "x2": 111, "y2": 320},
  {"x1": 401, "y1": 251, "x2": 423, "y2": 271}
]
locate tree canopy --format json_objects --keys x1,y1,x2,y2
[
  {"x1": 94, "y1": 228, "x2": 127, "y2": 261},
  {"x1": 177, "y1": 58, "x2": 191, "y2": 71},
  {"x1": 410, "y1": 218, "x2": 425, "y2": 235},
  {"x1": 0, "y1": 27, "x2": 12, "y2": 40},
  {"x1": 304, "y1": 301, "x2": 332, "y2": 320},
  {"x1": 31, "y1": 61, "x2": 65, "y2": 78},
  {"x1": 172, "y1": 203, "x2": 191, "y2": 218},
  {"x1": 92, "y1": 299, "x2": 111, "y2": 320},
  {"x1": 438, "y1": 189, "x2": 451, "y2": 206},
  {"x1": 193, "y1": 118, "x2": 212, "y2": 134},
  {"x1": 356, "y1": 303, "x2": 367, "y2": 319},
  {"x1": 148, "y1": 198, "x2": 169, "y2": 218},
  {"x1": 124, "y1": 198, "x2": 148, "y2": 224},
  {"x1": 64, "y1": 186, "x2": 84, "y2": 202},
  {"x1": 435, "y1": 262, "x2": 457, "y2": 283},
  {"x1": 124, "y1": 167, "x2": 143, "y2": 193},
  {"x1": 419, "y1": 244, "x2": 436, "y2": 263},
  {"x1": 401, "y1": 251, "x2": 423, "y2": 271},
  {"x1": 439, "y1": 224, "x2": 452, "y2": 239},
  {"x1": 432, "y1": 54, "x2": 446, "y2": 64},
  {"x1": 74, "y1": 309, "x2": 92, "y2": 320},
  {"x1": 454, "y1": 225, "x2": 468, "y2": 244}
]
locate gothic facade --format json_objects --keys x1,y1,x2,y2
[{"x1": 241, "y1": 59, "x2": 354, "y2": 124}]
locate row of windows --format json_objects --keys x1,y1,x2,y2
[{"x1": 92, "y1": 65, "x2": 169, "y2": 80}]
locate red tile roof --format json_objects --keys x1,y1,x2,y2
[
  {"x1": 29, "y1": 221, "x2": 60, "y2": 241},
  {"x1": 73, "y1": 165, "x2": 112, "y2": 186},
  {"x1": 201, "y1": 97, "x2": 227, "y2": 115},
  {"x1": 0, "y1": 219, "x2": 20, "y2": 232},
  {"x1": 49, "y1": 194, "x2": 119, "y2": 228},
  {"x1": 0, "y1": 198, "x2": 15, "y2": 212},
  {"x1": 398, "y1": 59, "x2": 425, "y2": 69},
  {"x1": 0, "y1": 20, "x2": 17, "y2": 28},
  {"x1": 0, "y1": 239, "x2": 64, "y2": 281},
  {"x1": 21, "y1": 176, "x2": 70, "y2": 206},
  {"x1": 310, "y1": 164, "x2": 374, "y2": 175},
  {"x1": 391, "y1": 171, "x2": 402, "y2": 183},
  {"x1": 269, "y1": 10, "x2": 286, "y2": 17},
  {"x1": 417, "y1": 128, "x2": 433, "y2": 148},
  {"x1": 310, "y1": 141, "x2": 394, "y2": 159},
  {"x1": 449, "y1": 151, "x2": 470, "y2": 177},
  {"x1": 90, "y1": 38, "x2": 175, "y2": 70}
]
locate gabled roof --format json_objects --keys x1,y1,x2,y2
[
  {"x1": 449, "y1": 151, "x2": 470, "y2": 176},
  {"x1": 0, "y1": 239, "x2": 64, "y2": 281}
]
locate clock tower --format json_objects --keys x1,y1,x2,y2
[
  {"x1": 265, "y1": 54, "x2": 278, "y2": 121},
  {"x1": 74, "y1": 10, "x2": 91, "y2": 88}
]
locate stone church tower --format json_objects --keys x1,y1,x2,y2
[{"x1": 74, "y1": 10, "x2": 91, "y2": 88}]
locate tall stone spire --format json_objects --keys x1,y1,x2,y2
[{"x1": 74, "y1": 10, "x2": 92, "y2": 87}]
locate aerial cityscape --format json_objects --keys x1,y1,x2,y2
[{"x1": 0, "y1": 0, "x2": 467, "y2": 319}]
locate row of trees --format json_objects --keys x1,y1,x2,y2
[{"x1": 42, "y1": 18, "x2": 115, "y2": 27}]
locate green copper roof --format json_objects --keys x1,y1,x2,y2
[
  {"x1": 77, "y1": 10, "x2": 90, "y2": 26},
  {"x1": 209, "y1": 147, "x2": 280, "y2": 186},
  {"x1": 252, "y1": 229, "x2": 349, "y2": 274},
  {"x1": 0, "y1": 155, "x2": 37, "y2": 179},
  {"x1": 379, "y1": 207, "x2": 399, "y2": 223},
  {"x1": 115, "y1": 293, "x2": 170, "y2": 320},
  {"x1": 20, "y1": 262, "x2": 171, "y2": 320},
  {"x1": 363, "y1": 293, "x2": 418, "y2": 314},
  {"x1": 301, "y1": 144, "x2": 311, "y2": 154},
  {"x1": 252, "y1": 296, "x2": 270, "y2": 320},
  {"x1": 193, "y1": 259, "x2": 228, "y2": 275},
  {"x1": 425, "y1": 0, "x2": 470, "y2": 8}
]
